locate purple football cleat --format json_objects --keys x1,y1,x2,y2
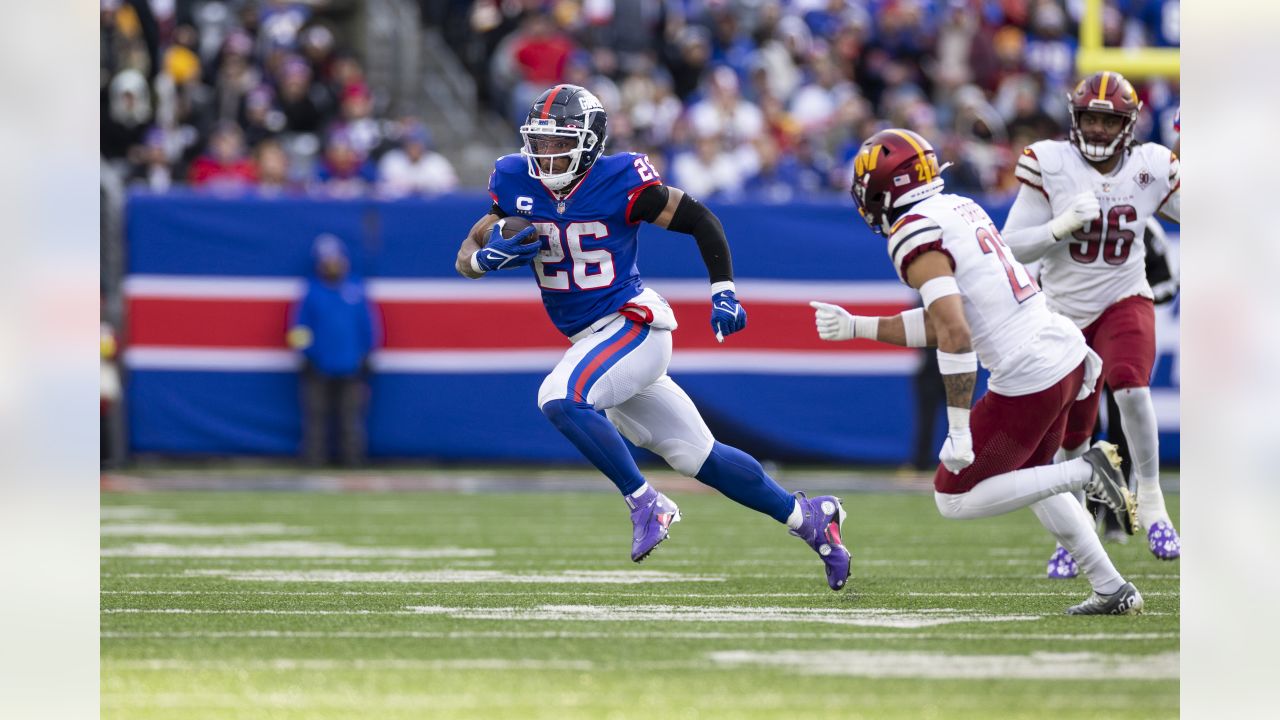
[
  {"x1": 626, "y1": 486, "x2": 681, "y2": 563},
  {"x1": 789, "y1": 492, "x2": 851, "y2": 591},
  {"x1": 1047, "y1": 544, "x2": 1079, "y2": 579},
  {"x1": 1147, "y1": 520, "x2": 1180, "y2": 560}
]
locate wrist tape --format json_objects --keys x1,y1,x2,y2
[{"x1": 937, "y1": 350, "x2": 977, "y2": 375}]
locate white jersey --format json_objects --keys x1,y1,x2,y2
[
  {"x1": 888, "y1": 193, "x2": 1089, "y2": 397},
  {"x1": 1013, "y1": 140, "x2": 1180, "y2": 327}
]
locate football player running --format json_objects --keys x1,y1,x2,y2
[
  {"x1": 1001, "y1": 71, "x2": 1180, "y2": 574},
  {"x1": 810, "y1": 128, "x2": 1142, "y2": 614},
  {"x1": 454, "y1": 85, "x2": 851, "y2": 590}
]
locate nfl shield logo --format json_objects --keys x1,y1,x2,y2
[{"x1": 557, "y1": 201, "x2": 566, "y2": 214}]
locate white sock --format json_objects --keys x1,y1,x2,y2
[
  {"x1": 1030, "y1": 493, "x2": 1125, "y2": 595},
  {"x1": 1114, "y1": 386, "x2": 1170, "y2": 526},
  {"x1": 785, "y1": 500, "x2": 803, "y2": 530},
  {"x1": 1056, "y1": 441, "x2": 1090, "y2": 508},
  {"x1": 933, "y1": 459, "x2": 1093, "y2": 520},
  {"x1": 629, "y1": 482, "x2": 651, "y2": 499}
]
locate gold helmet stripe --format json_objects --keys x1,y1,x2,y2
[
  {"x1": 1098, "y1": 71, "x2": 1110, "y2": 100},
  {"x1": 887, "y1": 129, "x2": 932, "y2": 183}
]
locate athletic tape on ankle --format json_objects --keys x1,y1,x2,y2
[
  {"x1": 854, "y1": 315, "x2": 879, "y2": 340},
  {"x1": 901, "y1": 307, "x2": 927, "y2": 347},
  {"x1": 919, "y1": 276, "x2": 960, "y2": 308},
  {"x1": 937, "y1": 350, "x2": 977, "y2": 375}
]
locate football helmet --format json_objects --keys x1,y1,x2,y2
[
  {"x1": 1068, "y1": 71, "x2": 1143, "y2": 162},
  {"x1": 849, "y1": 128, "x2": 950, "y2": 235},
  {"x1": 520, "y1": 84, "x2": 608, "y2": 192}
]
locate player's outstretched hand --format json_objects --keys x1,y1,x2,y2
[
  {"x1": 1049, "y1": 191, "x2": 1101, "y2": 239},
  {"x1": 809, "y1": 301, "x2": 855, "y2": 341},
  {"x1": 475, "y1": 221, "x2": 540, "y2": 272},
  {"x1": 939, "y1": 428, "x2": 975, "y2": 473},
  {"x1": 711, "y1": 289, "x2": 747, "y2": 342}
]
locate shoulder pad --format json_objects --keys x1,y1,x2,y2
[
  {"x1": 1028, "y1": 140, "x2": 1067, "y2": 174},
  {"x1": 1015, "y1": 146, "x2": 1045, "y2": 190},
  {"x1": 887, "y1": 213, "x2": 944, "y2": 282}
]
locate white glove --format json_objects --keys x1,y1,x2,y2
[
  {"x1": 809, "y1": 301, "x2": 860, "y2": 341},
  {"x1": 1048, "y1": 191, "x2": 1101, "y2": 240},
  {"x1": 939, "y1": 428, "x2": 975, "y2": 473}
]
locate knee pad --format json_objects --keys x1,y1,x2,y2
[
  {"x1": 933, "y1": 491, "x2": 964, "y2": 520},
  {"x1": 606, "y1": 405, "x2": 711, "y2": 477}
]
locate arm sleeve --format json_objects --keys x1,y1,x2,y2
[
  {"x1": 1001, "y1": 184, "x2": 1060, "y2": 263},
  {"x1": 633, "y1": 186, "x2": 733, "y2": 284},
  {"x1": 670, "y1": 189, "x2": 732, "y2": 281}
]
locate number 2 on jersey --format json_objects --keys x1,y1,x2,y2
[
  {"x1": 532, "y1": 221, "x2": 616, "y2": 291},
  {"x1": 976, "y1": 225, "x2": 1038, "y2": 303}
]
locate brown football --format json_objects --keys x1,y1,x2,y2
[{"x1": 498, "y1": 216, "x2": 537, "y2": 243}]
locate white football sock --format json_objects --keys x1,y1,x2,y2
[
  {"x1": 1056, "y1": 440, "x2": 1090, "y2": 508},
  {"x1": 1031, "y1": 492, "x2": 1124, "y2": 595},
  {"x1": 629, "y1": 482, "x2": 652, "y2": 499},
  {"x1": 933, "y1": 459, "x2": 1093, "y2": 520},
  {"x1": 785, "y1": 500, "x2": 804, "y2": 530},
  {"x1": 1114, "y1": 386, "x2": 1170, "y2": 526}
]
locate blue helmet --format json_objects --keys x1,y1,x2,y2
[{"x1": 520, "y1": 84, "x2": 608, "y2": 192}]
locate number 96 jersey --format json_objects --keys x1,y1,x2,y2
[
  {"x1": 488, "y1": 151, "x2": 664, "y2": 338},
  {"x1": 889, "y1": 193, "x2": 1088, "y2": 397},
  {"x1": 1015, "y1": 140, "x2": 1180, "y2": 327}
]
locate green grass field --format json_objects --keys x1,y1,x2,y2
[{"x1": 102, "y1": 476, "x2": 1179, "y2": 719}]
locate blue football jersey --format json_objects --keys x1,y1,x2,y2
[{"x1": 488, "y1": 152, "x2": 664, "y2": 337}]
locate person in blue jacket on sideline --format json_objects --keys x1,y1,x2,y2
[{"x1": 288, "y1": 234, "x2": 381, "y2": 467}]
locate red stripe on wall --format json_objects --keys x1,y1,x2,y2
[{"x1": 127, "y1": 297, "x2": 913, "y2": 354}]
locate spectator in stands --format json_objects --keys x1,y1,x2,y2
[
  {"x1": 314, "y1": 128, "x2": 376, "y2": 197},
  {"x1": 288, "y1": 234, "x2": 381, "y2": 468},
  {"x1": 253, "y1": 138, "x2": 299, "y2": 195},
  {"x1": 240, "y1": 85, "x2": 286, "y2": 148},
  {"x1": 277, "y1": 55, "x2": 330, "y2": 134},
  {"x1": 503, "y1": 13, "x2": 577, "y2": 122},
  {"x1": 101, "y1": 68, "x2": 152, "y2": 163},
  {"x1": 689, "y1": 66, "x2": 765, "y2": 145},
  {"x1": 127, "y1": 126, "x2": 175, "y2": 192},
  {"x1": 188, "y1": 122, "x2": 257, "y2": 189},
  {"x1": 377, "y1": 122, "x2": 458, "y2": 197},
  {"x1": 333, "y1": 84, "x2": 385, "y2": 159},
  {"x1": 670, "y1": 132, "x2": 747, "y2": 200}
]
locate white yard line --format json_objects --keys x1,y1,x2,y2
[
  {"x1": 101, "y1": 629, "x2": 1179, "y2": 641},
  {"x1": 708, "y1": 649, "x2": 1180, "y2": 680},
  {"x1": 100, "y1": 542, "x2": 494, "y2": 559},
  {"x1": 164, "y1": 569, "x2": 726, "y2": 584},
  {"x1": 101, "y1": 523, "x2": 306, "y2": 537},
  {"x1": 110, "y1": 658, "x2": 594, "y2": 671}
]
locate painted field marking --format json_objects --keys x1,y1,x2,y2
[
  {"x1": 403, "y1": 604, "x2": 1038, "y2": 628},
  {"x1": 171, "y1": 569, "x2": 726, "y2": 584},
  {"x1": 101, "y1": 523, "x2": 306, "y2": 537},
  {"x1": 708, "y1": 649, "x2": 1180, "y2": 680},
  {"x1": 101, "y1": 589, "x2": 1177, "y2": 598},
  {"x1": 101, "y1": 629, "x2": 1179, "y2": 642},
  {"x1": 101, "y1": 506, "x2": 176, "y2": 520},
  {"x1": 100, "y1": 542, "x2": 494, "y2": 559},
  {"x1": 111, "y1": 658, "x2": 594, "y2": 671}
]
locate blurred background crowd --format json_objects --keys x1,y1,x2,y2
[{"x1": 100, "y1": 0, "x2": 1180, "y2": 203}]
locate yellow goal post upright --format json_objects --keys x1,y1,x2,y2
[{"x1": 1075, "y1": 0, "x2": 1180, "y2": 80}]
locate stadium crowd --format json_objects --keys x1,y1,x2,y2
[{"x1": 101, "y1": 0, "x2": 1179, "y2": 202}]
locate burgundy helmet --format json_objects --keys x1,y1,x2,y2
[
  {"x1": 849, "y1": 128, "x2": 950, "y2": 235},
  {"x1": 1067, "y1": 71, "x2": 1143, "y2": 162}
]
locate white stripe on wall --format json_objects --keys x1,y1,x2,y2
[
  {"x1": 124, "y1": 347, "x2": 919, "y2": 376},
  {"x1": 124, "y1": 275, "x2": 918, "y2": 305}
]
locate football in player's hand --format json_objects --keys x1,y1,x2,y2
[{"x1": 499, "y1": 217, "x2": 537, "y2": 243}]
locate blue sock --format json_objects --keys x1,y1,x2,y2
[
  {"x1": 542, "y1": 398, "x2": 646, "y2": 496},
  {"x1": 695, "y1": 441, "x2": 794, "y2": 523}
]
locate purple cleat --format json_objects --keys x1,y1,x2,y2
[
  {"x1": 1147, "y1": 520, "x2": 1180, "y2": 560},
  {"x1": 626, "y1": 486, "x2": 681, "y2": 563},
  {"x1": 1047, "y1": 544, "x2": 1079, "y2": 579},
  {"x1": 789, "y1": 492, "x2": 851, "y2": 591}
]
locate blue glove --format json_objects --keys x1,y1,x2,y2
[
  {"x1": 474, "y1": 221, "x2": 540, "y2": 272},
  {"x1": 710, "y1": 289, "x2": 747, "y2": 342}
]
